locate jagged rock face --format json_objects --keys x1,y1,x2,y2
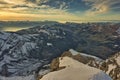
[{"x1": 99, "y1": 52, "x2": 120, "y2": 80}]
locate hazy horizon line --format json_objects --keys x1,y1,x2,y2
[{"x1": 0, "y1": 20, "x2": 120, "y2": 23}]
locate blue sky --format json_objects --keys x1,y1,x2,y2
[{"x1": 0, "y1": 0, "x2": 120, "y2": 22}]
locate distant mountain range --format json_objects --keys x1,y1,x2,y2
[{"x1": 0, "y1": 21, "x2": 120, "y2": 80}]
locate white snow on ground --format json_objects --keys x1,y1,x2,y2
[
  {"x1": 0, "y1": 75, "x2": 35, "y2": 80},
  {"x1": 69, "y1": 49, "x2": 103, "y2": 61},
  {"x1": 47, "y1": 43, "x2": 53, "y2": 46},
  {"x1": 40, "y1": 57, "x2": 112, "y2": 80}
]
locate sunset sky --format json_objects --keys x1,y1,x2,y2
[{"x1": 0, "y1": 0, "x2": 120, "y2": 22}]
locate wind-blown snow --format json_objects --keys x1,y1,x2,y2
[{"x1": 40, "y1": 57, "x2": 112, "y2": 80}]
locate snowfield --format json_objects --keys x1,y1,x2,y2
[{"x1": 40, "y1": 57, "x2": 112, "y2": 80}]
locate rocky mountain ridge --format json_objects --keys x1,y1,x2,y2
[
  {"x1": 0, "y1": 22, "x2": 120, "y2": 78},
  {"x1": 52, "y1": 49, "x2": 119, "y2": 80},
  {"x1": 40, "y1": 56, "x2": 112, "y2": 80}
]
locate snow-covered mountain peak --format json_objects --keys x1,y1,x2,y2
[{"x1": 40, "y1": 57, "x2": 112, "y2": 80}]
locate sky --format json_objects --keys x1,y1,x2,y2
[{"x1": 0, "y1": 0, "x2": 120, "y2": 22}]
